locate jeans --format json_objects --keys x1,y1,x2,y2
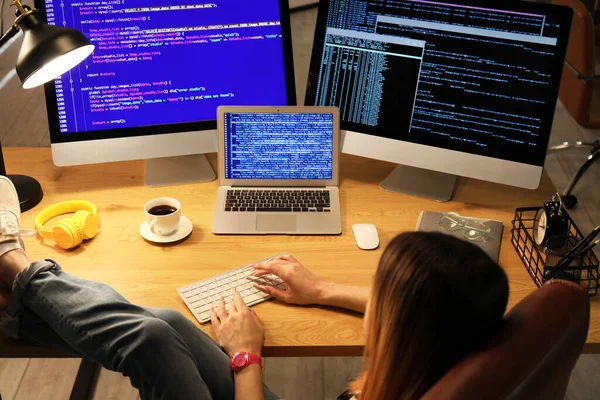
[{"x1": 0, "y1": 259, "x2": 278, "y2": 400}]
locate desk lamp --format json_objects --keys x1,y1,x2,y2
[{"x1": 0, "y1": 0, "x2": 94, "y2": 211}]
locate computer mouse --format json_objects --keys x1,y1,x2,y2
[{"x1": 352, "y1": 224, "x2": 379, "y2": 250}]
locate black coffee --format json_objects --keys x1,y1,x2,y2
[{"x1": 148, "y1": 205, "x2": 177, "y2": 216}]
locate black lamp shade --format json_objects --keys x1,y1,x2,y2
[{"x1": 16, "y1": 11, "x2": 94, "y2": 89}]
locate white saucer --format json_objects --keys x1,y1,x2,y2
[{"x1": 139, "y1": 216, "x2": 193, "y2": 244}]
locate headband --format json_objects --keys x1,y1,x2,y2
[{"x1": 35, "y1": 200, "x2": 98, "y2": 237}]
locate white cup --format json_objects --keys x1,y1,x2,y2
[{"x1": 144, "y1": 197, "x2": 181, "y2": 236}]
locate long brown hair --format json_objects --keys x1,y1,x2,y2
[{"x1": 351, "y1": 232, "x2": 508, "y2": 399}]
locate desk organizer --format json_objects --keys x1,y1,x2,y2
[{"x1": 511, "y1": 207, "x2": 599, "y2": 296}]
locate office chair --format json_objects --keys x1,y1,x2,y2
[
  {"x1": 421, "y1": 280, "x2": 590, "y2": 399},
  {"x1": 548, "y1": 0, "x2": 600, "y2": 209}
]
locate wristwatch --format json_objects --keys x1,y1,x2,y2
[{"x1": 230, "y1": 352, "x2": 262, "y2": 372}]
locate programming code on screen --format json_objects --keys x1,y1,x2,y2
[
  {"x1": 311, "y1": 0, "x2": 565, "y2": 165},
  {"x1": 224, "y1": 113, "x2": 333, "y2": 180},
  {"x1": 43, "y1": 0, "x2": 288, "y2": 134}
]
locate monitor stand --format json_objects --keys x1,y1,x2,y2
[
  {"x1": 380, "y1": 165, "x2": 457, "y2": 202},
  {"x1": 145, "y1": 154, "x2": 216, "y2": 187}
]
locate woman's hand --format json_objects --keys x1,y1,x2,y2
[
  {"x1": 210, "y1": 289, "x2": 265, "y2": 356},
  {"x1": 248, "y1": 254, "x2": 325, "y2": 305}
]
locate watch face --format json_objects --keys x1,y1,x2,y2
[
  {"x1": 232, "y1": 353, "x2": 248, "y2": 368},
  {"x1": 534, "y1": 208, "x2": 547, "y2": 245}
]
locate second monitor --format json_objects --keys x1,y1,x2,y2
[{"x1": 305, "y1": 0, "x2": 572, "y2": 201}]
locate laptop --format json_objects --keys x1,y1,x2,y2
[{"x1": 212, "y1": 106, "x2": 342, "y2": 235}]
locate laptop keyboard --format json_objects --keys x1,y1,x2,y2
[{"x1": 225, "y1": 189, "x2": 331, "y2": 212}]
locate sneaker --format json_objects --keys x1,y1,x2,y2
[{"x1": 0, "y1": 176, "x2": 35, "y2": 290}]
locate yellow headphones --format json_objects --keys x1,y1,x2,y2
[{"x1": 35, "y1": 201, "x2": 100, "y2": 249}]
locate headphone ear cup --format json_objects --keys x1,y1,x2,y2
[
  {"x1": 53, "y1": 219, "x2": 84, "y2": 250},
  {"x1": 73, "y1": 210, "x2": 99, "y2": 240}
]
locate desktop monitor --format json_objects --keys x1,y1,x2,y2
[
  {"x1": 36, "y1": 0, "x2": 296, "y2": 186},
  {"x1": 305, "y1": 0, "x2": 572, "y2": 201}
]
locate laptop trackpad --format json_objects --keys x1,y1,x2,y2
[{"x1": 256, "y1": 214, "x2": 298, "y2": 233}]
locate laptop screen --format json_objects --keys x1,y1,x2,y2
[{"x1": 223, "y1": 112, "x2": 334, "y2": 180}]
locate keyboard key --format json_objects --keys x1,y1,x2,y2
[
  {"x1": 194, "y1": 305, "x2": 211, "y2": 314},
  {"x1": 188, "y1": 295, "x2": 201, "y2": 303},
  {"x1": 244, "y1": 292, "x2": 270, "y2": 304},
  {"x1": 207, "y1": 295, "x2": 219, "y2": 304}
]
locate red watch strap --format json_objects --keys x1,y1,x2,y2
[
  {"x1": 247, "y1": 353, "x2": 262, "y2": 369},
  {"x1": 231, "y1": 352, "x2": 263, "y2": 371}
]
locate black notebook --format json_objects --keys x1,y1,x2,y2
[{"x1": 416, "y1": 211, "x2": 504, "y2": 263}]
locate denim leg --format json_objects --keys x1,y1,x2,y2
[
  {"x1": 13, "y1": 311, "x2": 83, "y2": 358},
  {"x1": 1, "y1": 260, "x2": 213, "y2": 400},
  {"x1": 148, "y1": 308, "x2": 279, "y2": 400}
]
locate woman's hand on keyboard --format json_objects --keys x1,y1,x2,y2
[
  {"x1": 250, "y1": 254, "x2": 371, "y2": 313},
  {"x1": 249, "y1": 254, "x2": 324, "y2": 305},
  {"x1": 210, "y1": 289, "x2": 265, "y2": 357}
]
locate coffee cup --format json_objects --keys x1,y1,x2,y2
[{"x1": 144, "y1": 197, "x2": 181, "y2": 235}]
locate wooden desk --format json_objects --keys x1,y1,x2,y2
[{"x1": 1, "y1": 147, "x2": 598, "y2": 356}]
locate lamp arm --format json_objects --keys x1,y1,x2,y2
[{"x1": 0, "y1": 24, "x2": 20, "y2": 48}]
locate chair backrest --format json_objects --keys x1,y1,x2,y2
[
  {"x1": 422, "y1": 281, "x2": 590, "y2": 400},
  {"x1": 553, "y1": 0, "x2": 600, "y2": 127},
  {"x1": 556, "y1": 0, "x2": 597, "y2": 77}
]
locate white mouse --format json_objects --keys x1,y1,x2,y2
[{"x1": 352, "y1": 224, "x2": 379, "y2": 250}]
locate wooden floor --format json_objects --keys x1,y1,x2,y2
[{"x1": 1, "y1": 5, "x2": 600, "y2": 400}]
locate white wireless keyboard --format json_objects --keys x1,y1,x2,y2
[{"x1": 177, "y1": 254, "x2": 287, "y2": 324}]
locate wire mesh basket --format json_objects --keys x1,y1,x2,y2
[{"x1": 511, "y1": 207, "x2": 599, "y2": 296}]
